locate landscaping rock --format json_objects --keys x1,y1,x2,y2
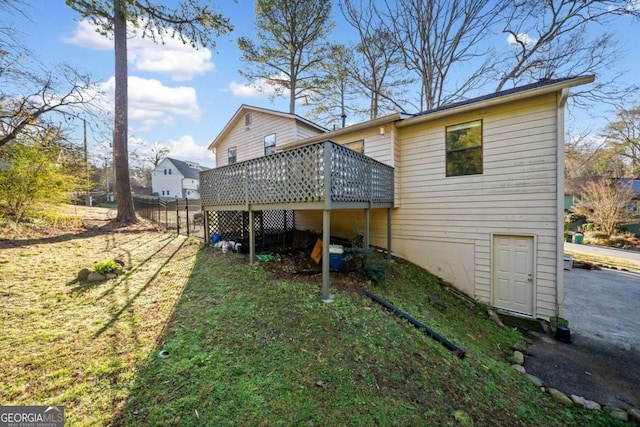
[
  {"x1": 583, "y1": 400, "x2": 601, "y2": 411},
  {"x1": 604, "y1": 407, "x2": 628, "y2": 422},
  {"x1": 512, "y1": 342, "x2": 528, "y2": 353},
  {"x1": 487, "y1": 309, "x2": 505, "y2": 328},
  {"x1": 570, "y1": 395, "x2": 601, "y2": 410},
  {"x1": 548, "y1": 388, "x2": 573, "y2": 405},
  {"x1": 628, "y1": 408, "x2": 640, "y2": 423},
  {"x1": 105, "y1": 273, "x2": 117, "y2": 279},
  {"x1": 525, "y1": 373, "x2": 543, "y2": 387},
  {"x1": 511, "y1": 364, "x2": 526, "y2": 374},
  {"x1": 510, "y1": 350, "x2": 524, "y2": 365},
  {"x1": 87, "y1": 272, "x2": 105, "y2": 282},
  {"x1": 77, "y1": 268, "x2": 91, "y2": 281}
]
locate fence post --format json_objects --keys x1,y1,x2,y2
[
  {"x1": 164, "y1": 199, "x2": 168, "y2": 229},
  {"x1": 175, "y1": 196, "x2": 180, "y2": 235},
  {"x1": 185, "y1": 197, "x2": 190, "y2": 237}
]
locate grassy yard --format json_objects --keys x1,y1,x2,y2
[{"x1": 0, "y1": 206, "x2": 627, "y2": 426}]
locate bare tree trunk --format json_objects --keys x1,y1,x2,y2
[
  {"x1": 113, "y1": 0, "x2": 137, "y2": 223},
  {"x1": 289, "y1": 69, "x2": 296, "y2": 114}
]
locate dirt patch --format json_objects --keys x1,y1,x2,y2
[
  {"x1": 0, "y1": 205, "x2": 163, "y2": 249},
  {"x1": 245, "y1": 244, "x2": 405, "y2": 298}
]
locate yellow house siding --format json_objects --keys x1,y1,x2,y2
[
  {"x1": 392, "y1": 93, "x2": 559, "y2": 316},
  {"x1": 215, "y1": 111, "x2": 305, "y2": 167},
  {"x1": 295, "y1": 94, "x2": 561, "y2": 317}
]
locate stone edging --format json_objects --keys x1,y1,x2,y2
[{"x1": 509, "y1": 345, "x2": 640, "y2": 423}]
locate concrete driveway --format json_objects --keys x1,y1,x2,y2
[
  {"x1": 524, "y1": 267, "x2": 640, "y2": 409},
  {"x1": 565, "y1": 268, "x2": 640, "y2": 350}
]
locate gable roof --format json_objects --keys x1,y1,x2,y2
[
  {"x1": 164, "y1": 158, "x2": 208, "y2": 179},
  {"x1": 208, "y1": 104, "x2": 328, "y2": 151}
]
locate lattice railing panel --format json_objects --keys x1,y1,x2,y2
[
  {"x1": 200, "y1": 162, "x2": 246, "y2": 206},
  {"x1": 330, "y1": 143, "x2": 370, "y2": 202},
  {"x1": 370, "y1": 159, "x2": 395, "y2": 202},
  {"x1": 200, "y1": 141, "x2": 393, "y2": 208}
]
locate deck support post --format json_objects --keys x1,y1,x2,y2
[
  {"x1": 204, "y1": 211, "x2": 210, "y2": 246},
  {"x1": 387, "y1": 208, "x2": 392, "y2": 260},
  {"x1": 364, "y1": 208, "x2": 370, "y2": 249},
  {"x1": 321, "y1": 209, "x2": 332, "y2": 302},
  {"x1": 249, "y1": 208, "x2": 255, "y2": 265}
]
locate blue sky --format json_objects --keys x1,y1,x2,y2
[{"x1": 8, "y1": 1, "x2": 640, "y2": 168}]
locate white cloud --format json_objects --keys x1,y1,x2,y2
[
  {"x1": 64, "y1": 20, "x2": 215, "y2": 81},
  {"x1": 100, "y1": 76, "x2": 201, "y2": 131},
  {"x1": 128, "y1": 36, "x2": 214, "y2": 81},
  {"x1": 507, "y1": 32, "x2": 537, "y2": 47},
  {"x1": 167, "y1": 135, "x2": 215, "y2": 167},
  {"x1": 63, "y1": 20, "x2": 113, "y2": 50},
  {"x1": 226, "y1": 80, "x2": 277, "y2": 98},
  {"x1": 628, "y1": 0, "x2": 640, "y2": 11}
]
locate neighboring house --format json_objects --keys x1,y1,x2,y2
[
  {"x1": 201, "y1": 75, "x2": 594, "y2": 321},
  {"x1": 207, "y1": 104, "x2": 328, "y2": 167},
  {"x1": 622, "y1": 179, "x2": 640, "y2": 217},
  {"x1": 151, "y1": 158, "x2": 208, "y2": 199}
]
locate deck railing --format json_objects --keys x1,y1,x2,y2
[{"x1": 200, "y1": 140, "x2": 394, "y2": 211}]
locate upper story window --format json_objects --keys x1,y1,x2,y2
[
  {"x1": 168, "y1": 168, "x2": 172, "y2": 175},
  {"x1": 245, "y1": 113, "x2": 252, "y2": 127},
  {"x1": 344, "y1": 140, "x2": 364, "y2": 154},
  {"x1": 164, "y1": 169, "x2": 167, "y2": 175},
  {"x1": 264, "y1": 133, "x2": 276, "y2": 155},
  {"x1": 228, "y1": 146, "x2": 237, "y2": 164},
  {"x1": 446, "y1": 119, "x2": 483, "y2": 177}
]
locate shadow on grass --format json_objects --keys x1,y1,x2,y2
[
  {"x1": 93, "y1": 236, "x2": 185, "y2": 338},
  {"x1": 66, "y1": 233, "x2": 180, "y2": 296}
]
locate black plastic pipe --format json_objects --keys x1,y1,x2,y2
[{"x1": 362, "y1": 289, "x2": 465, "y2": 360}]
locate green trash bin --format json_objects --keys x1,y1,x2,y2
[{"x1": 573, "y1": 233, "x2": 583, "y2": 244}]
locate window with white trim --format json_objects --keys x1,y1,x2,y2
[
  {"x1": 446, "y1": 119, "x2": 483, "y2": 177},
  {"x1": 228, "y1": 147, "x2": 237, "y2": 164},
  {"x1": 264, "y1": 133, "x2": 276, "y2": 155}
]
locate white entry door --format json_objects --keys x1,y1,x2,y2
[{"x1": 493, "y1": 235, "x2": 534, "y2": 315}]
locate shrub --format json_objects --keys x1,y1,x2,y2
[
  {"x1": 344, "y1": 245, "x2": 388, "y2": 283},
  {"x1": 607, "y1": 232, "x2": 639, "y2": 249},
  {"x1": 93, "y1": 260, "x2": 119, "y2": 275}
]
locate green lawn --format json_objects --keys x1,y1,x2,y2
[{"x1": 0, "y1": 214, "x2": 626, "y2": 426}]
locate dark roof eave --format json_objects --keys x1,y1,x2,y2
[{"x1": 398, "y1": 75, "x2": 595, "y2": 128}]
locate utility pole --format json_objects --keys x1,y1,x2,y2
[{"x1": 84, "y1": 119, "x2": 90, "y2": 206}]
